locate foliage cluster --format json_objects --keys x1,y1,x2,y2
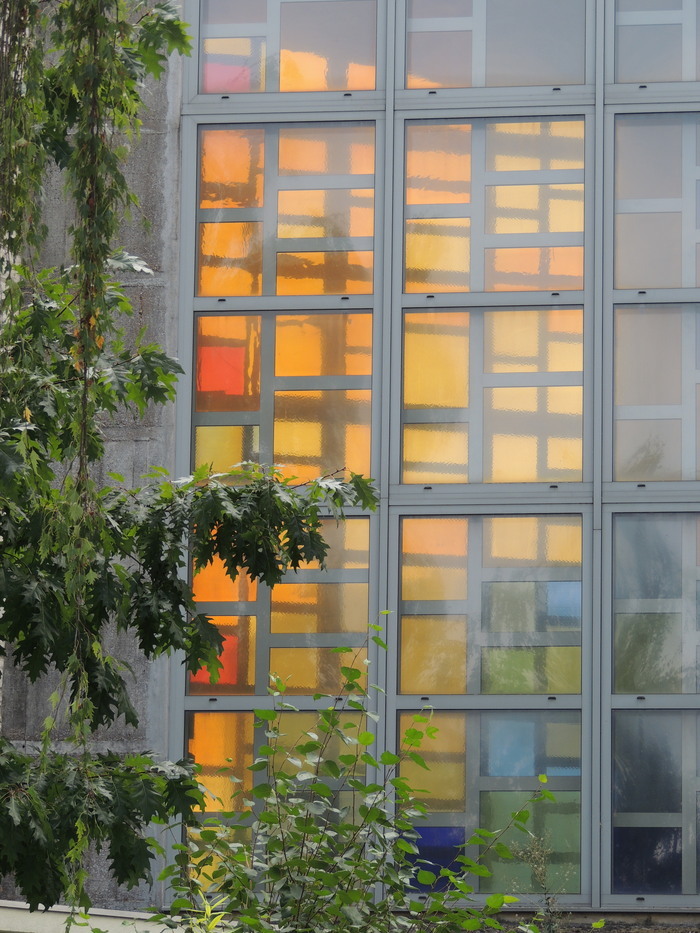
[
  {"x1": 160, "y1": 648, "x2": 555, "y2": 933},
  {"x1": 0, "y1": 0, "x2": 376, "y2": 911}
]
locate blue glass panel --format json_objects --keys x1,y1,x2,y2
[
  {"x1": 613, "y1": 827, "x2": 682, "y2": 894},
  {"x1": 483, "y1": 718, "x2": 535, "y2": 776},
  {"x1": 546, "y1": 581, "x2": 581, "y2": 627}
]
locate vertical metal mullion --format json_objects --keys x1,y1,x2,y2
[
  {"x1": 592, "y1": 0, "x2": 608, "y2": 908},
  {"x1": 470, "y1": 0, "x2": 487, "y2": 88},
  {"x1": 682, "y1": 0, "x2": 697, "y2": 84},
  {"x1": 682, "y1": 711, "x2": 697, "y2": 893},
  {"x1": 262, "y1": 125, "x2": 280, "y2": 296},
  {"x1": 470, "y1": 121, "x2": 487, "y2": 295},
  {"x1": 682, "y1": 118, "x2": 696, "y2": 289},
  {"x1": 268, "y1": 0, "x2": 283, "y2": 92},
  {"x1": 682, "y1": 306, "x2": 696, "y2": 481},
  {"x1": 470, "y1": 307, "x2": 485, "y2": 485}
]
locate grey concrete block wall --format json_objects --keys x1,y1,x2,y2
[{"x1": 0, "y1": 53, "x2": 184, "y2": 911}]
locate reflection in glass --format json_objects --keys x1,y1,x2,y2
[
  {"x1": 199, "y1": 129, "x2": 265, "y2": 208},
  {"x1": 277, "y1": 189, "x2": 373, "y2": 239},
  {"x1": 278, "y1": 125, "x2": 375, "y2": 176},
  {"x1": 277, "y1": 250, "x2": 373, "y2": 295},
  {"x1": 486, "y1": 121, "x2": 585, "y2": 172},
  {"x1": 404, "y1": 218, "x2": 470, "y2": 293},
  {"x1": 481, "y1": 646, "x2": 581, "y2": 694},
  {"x1": 484, "y1": 246, "x2": 584, "y2": 292},
  {"x1": 614, "y1": 613, "x2": 682, "y2": 693},
  {"x1": 405, "y1": 124, "x2": 471, "y2": 205},
  {"x1": 279, "y1": 1, "x2": 376, "y2": 92}
]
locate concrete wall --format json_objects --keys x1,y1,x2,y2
[{"x1": 0, "y1": 52, "x2": 184, "y2": 912}]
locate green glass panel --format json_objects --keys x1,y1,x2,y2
[
  {"x1": 481, "y1": 646, "x2": 581, "y2": 694},
  {"x1": 614, "y1": 613, "x2": 682, "y2": 694}
]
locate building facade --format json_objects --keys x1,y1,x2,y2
[{"x1": 172, "y1": 0, "x2": 700, "y2": 912}]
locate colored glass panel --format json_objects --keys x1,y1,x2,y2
[
  {"x1": 275, "y1": 314, "x2": 372, "y2": 378},
  {"x1": 195, "y1": 315, "x2": 261, "y2": 412},
  {"x1": 188, "y1": 616, "x2": 256, "y2": 695}
]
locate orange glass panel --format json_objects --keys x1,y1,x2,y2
[
  {"x1": 279, "y1": 1, "x2": 376, "y2": 92},
  {"x1": 271, "y1": 582, "x2": 368, "y2": 633},
  {"x1": 297, "y1": 516, "x2": 370, "y2": 570},
  {"x1": 188, "y1": 616, "x2": 256, "y2": 695},
  {"x1": 277, "y1": 251, "x2": 373, "y2": 295},
  {"x1": 192, "y1": 555, "x2": 258, "y2": 602},
  {"x1": 405, "y1": 123, "x2": 471, "y2": 205},
  {"x1": 484, "y1": 247, "x2": 583, "y2": 292},
  {"x1": 199, "y1": 128, "x2": 264, "y2": 208},
  {"x1": 197, "y1": 222, "x2": 263, "y2": 296},
  {"x1": 273, "y1": 388, "x2": 371, "y2": 482},
  {"x1": 196, "y1": 315, "x2": 261, "y2": 412},
  {"x1": 400, "y1": 615, "x2": 468, "y2": 693},
  {"x1": 194, "y1": 425, "x2": 259, "y2": 473},
  {"x1": 402, "y1": 424, "x2": 468, "y2": 484},
  {"x1": 405, "y1": 218, "x2": 470, "y2": 293},
  {"x1": 277, "y1": 189, "x2": 374, "y2": 238},
  {"x1": 278, "y1": 126, "x2": 375, "y2": 176},
  {"x1": 269, "y1": 647, "x2": 367, "y2": 694},
  {"x1": 187, "y1": 711, "x2": 254, "y2": 810},
  {"x1": 404, "y1": 312, "x2": 469, "y2": 407},
  {"x1": 275, "y1": 313, "x2": 371, "y2": 377},
  {"x1": 401, "y1": 517, "x2": 468, "y2": 601}
]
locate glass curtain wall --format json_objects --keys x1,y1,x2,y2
[{"x1": 178, "y1": 0, "x2": 700, "y2": 909}]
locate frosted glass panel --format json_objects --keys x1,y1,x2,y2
[
  {"x1": 197, "y1": 222, "x2": 263, "y2": 297},
  {"x1": 195, "y1": 425, "x2": 259, "y2": 472},
  {"x1": 273, "y1": 389, "x2": 370, "y2": 481},
  {"x1": 277, "y1": 251, "x2": 373, "y2": 295},
  {"x1": 614, "y1": 613, "x2": 682, "y2": 693},
  {"x1": 400, "y1": 615, "x2": 468, "y2": 693},
  {"x1": 405, "y1": 124, "x2": 471, "y2": 205},
  {"x1": 196, "y1": 315, "x2": 261, "y2": 412},
  {"x1": 186, "y1": 711, "x2": 255, "y2": 810},
  {"x1": 188, "y1": 616, "x2": 256, "y2": 695},
  {"x1": 269, "y1": 647, "x2": 366, "y2": 694},
  {"x1": 277, "y1": 189, "x2": 373, "y2": 238},
  {"x1": 486, "y1": 121, "x2": 585, "y2": 172},
  {"x1": 279, "y1": 1, "x2": 376, "y2": 92},
  {"x1": 199, "y1": 129, "x2": 264, "y2": 208},
  {"x1": 278, "y1": 125, "x2": 375, "y2": 175},
  {"x1": 192, "y1": 556, "x2": 258, "y2": 603},
  {"x1": 402, "y1": 424, "x2": 469, "y2": 484},
  {"x1": 401, "y1": 518, "x2": 468, "y2": 601},
  {"x1": 275, "y1": 314, "x2": 372, "y2": 377},
  {"x1": 405, "y1": 218, "x2": 470, "y2": 293},
  {"x1": 404, "y1": 312, "x2": 469, "y2": 408},
  {"x1": 481, "y1": 646, "x2": 582, "y2": 694},
  {"x1": 270, "y1": 582, "x2": 368, "y2": 633}
]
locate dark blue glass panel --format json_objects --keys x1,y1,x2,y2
[
  {"x1": 613, "y1": 827, "x2": 682, "y2": 894},
  {"x1": 413, "y1": 826, "x2": 467, "y2": 889}
]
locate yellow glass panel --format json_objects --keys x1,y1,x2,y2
[
  {"x1": 275, "y1": 313, "x2": 372, "y2": 377},
  {"x1": 485, "y1": 185, "x2": 584, "y2": 235},
  {"x1": 199, "y1": 128, "x2": 264, "y2": 208},
  {"x1": 490, "y1": 386, "x2": 539, "y2": 413},
  {"x1": 277, "y1": 189, "x2": 374, "y2": 238},
  {"x1": 273, "y1": 389, "x2": 371, "y2": 482},
  {"x1": 197, "y1": 222, "x2": 263, "y2": 296},
  {"x1": 196, "y1": 315, "x2": 261, "y2": 412},
  {"x1": 488, "y1": 435, "x2": 537, "y2": 482},
  {"x1": 399, "y1": 711, "x2": 466, "y2": 809},
  {"x1": 485, "y1": 516, "x2": 582, "y2": 567},
  {"x1": 486, "y1": 121, "x2": 584, "y2": 172},
  {"x1": 404, "y1": 312, "x2": 469, "y2": 408},
  {"x1": 277, "y1": 251, "x2": 373, "y2": 296},
  {"x1": 187, "y1": 711, "x2": 254, "y2": 810},
  {"x1": 269, "y1": 647, "x2": 367, "y2": 695},
  {"x1": 546, "y1": 520, "x2": 582, "y2": 565},
  {"x1": 188, "y1": 616, "x2": 256, "y2": 696},
  {"x1": 481, "y1": 647, "x2": 581, "y2": 694},
  {"x1": 485, "y1": 308, "x2": 580, "y2": 371},
  {"x1": 400, "y1": 615, "x2": 467, "y2": 693},
  {"x1": 278, "y1": 126, "x2": 375, "y2": 176},
  {"x1": 405, "y1": 123, "x2": 471, "y2": 205},
  {"x1": 405, "y1": 218, "x2": 470, "y2": 293},
  {"x1": 401, "y1": 517, "x2": 468, "y2": 601},
  {"x1": 547, "y1": 436, "x2": 583, "y2": 472},
  {"x1": 402, "y1": 424, "x2": 468, "y2": 484},
  {"x1": 192, "y1": 555, "x2": 258, "y2": 603},
  {"x1": 297, "y1": 517, "x2": 370, "y2": 570},
  {"x1": 484, "y1": 247, "x2": 584, "y2": 292},
  {"x1": 548, "y1": 386, "x2": 583, "y2": 416},
  {"x1": 486, "y1": 517, "x2": 541, "y2": 564},
  {"x1": 194, "y1": 425, "x2": 259, "y2": 473},
  {"x1": 270, "y1": 582, "x2": 368, "y2": 633},
  {"x1": 272, "y1": 711, "x2": 365, "y2": 777}
]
